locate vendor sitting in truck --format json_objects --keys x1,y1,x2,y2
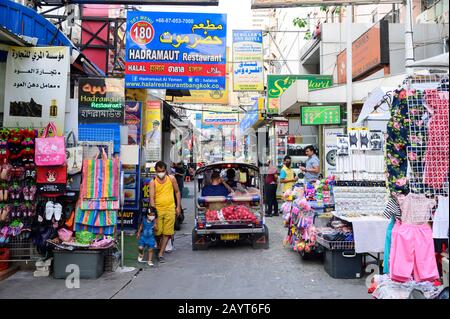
[{"x1": 202, "y1": 171, "x2": 234, "y2": 197}]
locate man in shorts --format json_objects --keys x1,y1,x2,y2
[{"x1": 150, "y1": 161, "x2": 182, "y2": 263}]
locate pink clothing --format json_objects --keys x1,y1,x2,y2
[
  {"x1": 394, "y1": 193, "x2": 435, "y2": 224},
  {"x1": 423, "y1": 90, "x2": 449, "y2": 190},
  {"x1": 389, "y1": 223, "x2": 439, "y2": 283}
]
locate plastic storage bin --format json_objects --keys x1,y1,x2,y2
[
  {"x1": 53, "y1": 249, "x2": 105, "y2": 279},
  {"x1": 324, "y1": 248, "x2": 363, "y2": 279}
]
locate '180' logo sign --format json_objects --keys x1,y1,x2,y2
[{"x1": 130, "y1": 21, "x2": 155, "y2": 45}]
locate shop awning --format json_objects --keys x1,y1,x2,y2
[
  {"x1": 0, "y1": 0, "x2": 104, "y2": 76},
  {"x1": 0, "y1": 26, "x2": 33, "y2": 47},
  {"x1": 355, "y1": 87, "x2": 392, "y2": 125},
  {"x1": 410, "y1": 53, "x2": 449, "y2": 69},
  {"x1": 280, "y1": 74, "x2": 406, "y2": 115}
]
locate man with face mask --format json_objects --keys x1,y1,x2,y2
[
  {"x1": 149, "y1": 161, "x2": 182, "y2": 263},
  {"x1": 279, "y1": 156, "x2": 297, "y2": 193}
]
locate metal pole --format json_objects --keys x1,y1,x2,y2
[
  {"x1": 405, "y1": 0, "x2": 415, "y2": 75},
  {"x1": 346, "y1": 4, "x2": 353, "y2": 130}
]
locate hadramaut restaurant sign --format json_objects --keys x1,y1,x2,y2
[{"x1": 125, "y1": 11, "x2": 227, "y2": 90}]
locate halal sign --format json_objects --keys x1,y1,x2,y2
[{"x1": 130, "y1": 21, "x2": 155, "y2": 45}]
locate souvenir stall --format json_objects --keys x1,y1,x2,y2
[
  {"x1": 0, "y1": 121, "x2": 121, "y2": 278},
  {"x1": 370, "y1": 74, "x2": 449, "y2": 299},
  {"x1": 281, "y1": 177, "x2": 335, "y2": 259}
]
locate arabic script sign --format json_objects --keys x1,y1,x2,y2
[
  {"x1": 232, "y1": 30, "x2": 264, "y2": 92},
  {"x1": 125, "y1": 11, "x2": 227, "y2": 90},
  {"x1": 3, "y1": 46, "x2": 70, "y2": 135},
  {"x1": 78, "y1": 77, "x2": 125, "y2": 124}
]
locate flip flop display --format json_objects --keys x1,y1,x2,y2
[{"x1": 0, "y1": 128, "x2": 38, "y2": 250}]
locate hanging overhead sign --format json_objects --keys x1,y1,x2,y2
[
  {"x1": 125, "y1": 11, "x2": 227, "y2": 90},
  {"x1": 251, "y1": 0, "x2": 403, "y2": 8},
  {"x1": 202, "y1": 110, "x2": 239, "y2": 125},
  {"x1": 232, "y1": 30, "x2": 264, "y2": 92}
]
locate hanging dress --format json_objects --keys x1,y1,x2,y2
[
  {"x1": 423, "y1": 90, "x2": 449, "y2": 190},
  {"x1": 385, "y1": 92, "x2": 410, "y2": 194}
]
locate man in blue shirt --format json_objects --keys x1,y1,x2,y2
[
  {"x1": 300, "y1": 145, "x2": 321, "y2": 184},
  {"x1": 202, "y1": 171, "x2": 233, "y2": 197}
]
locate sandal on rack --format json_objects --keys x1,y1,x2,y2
[
  {"x1": 23, "y1": 186, "x2": 30, "y2": 201},
  {"x1": 45, "y1": 201, "x2": 54, "y2": 221},
  {"x1": 53, "y1": 203, "x2": 62, "y2": 221}
]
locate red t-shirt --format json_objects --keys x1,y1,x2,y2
[{"x1": 265, "y1": 166, "x2": 278, "y2": 184}]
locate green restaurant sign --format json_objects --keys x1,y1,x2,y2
[
  {"x1": 301, "y1": 105, "x2": 341, "y2": 125},
  {"x1": 267, "y1": 74, "x2": 333, "y2": 114}
]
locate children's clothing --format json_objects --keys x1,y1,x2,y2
[{"x1": 139, "y1": 217, "x2": 156, "y2": 248}]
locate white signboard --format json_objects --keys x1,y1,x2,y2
[
  {"x1": 324, "y1": 127, "x2": 344, "y2": 177},
  {"x1": 3, "y1": 46, "x2": 70, "y2": 135},
  {"x1": 232, "y1": 30, "x2": 264, "y2": 92}
]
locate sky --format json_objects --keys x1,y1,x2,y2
[{"x1": 142, "y1": 0, "x2": 254, "y2": 43}]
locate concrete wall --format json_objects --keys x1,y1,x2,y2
[{"x1": 317, "y1": 22, "x2": 449, "y2": 83}]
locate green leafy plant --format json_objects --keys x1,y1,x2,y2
[
  {"x1": 304, "y1": 31, "x2": 312, "y2": 40},
  {"x1": 334, "y1": 6, "x2": 342, "y2": 15},
  {"x1": 293, "y1": 17, "x2": 308, "y2": 29},
  {"x1": 320, "y1": 5, "x2": 328, "y2": 12}
]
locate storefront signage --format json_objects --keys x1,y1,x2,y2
[
  {"x1": 301, "y1": 105, "x2": 341, "y2": 125},
  {"x1": 232, "y1": 30, "x2": 264, "y2": 92},
  {"x1": 78, "y1": 77, "x2": 125, "y2": 124},
  {"x1": 169, "y1": 81, "x2": 229, "y2": 104},
  {"x1": 251, "y1": 0, "x2": 401, "y2": 8},
  {"x1": 337, "y1": 20, "x2": 389, "y2": 84},
  {"x1": 144, "y1": 100, "x2": 162, "y2": 162},
  {"x1": 125, "y1": 11, "x2": 227, "y2": 90},
  {"x1": 3, "y1": 46, "x2": 70, "y2": 135},
  {"x1": 267, "y1": 74, "x2": 333, "y2": 114},
  {"x1": 202, "y1": 110, "x2": 239, "y2": 125}
]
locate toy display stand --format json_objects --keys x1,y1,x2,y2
[{"x1": 282, "y1": 178, "x2": 335, "y2": 259}]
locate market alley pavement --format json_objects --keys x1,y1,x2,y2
[{"x1": 0, "y1": 183, "x2": 370, "y2": 299}]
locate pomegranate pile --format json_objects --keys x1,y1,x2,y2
[{"x1": 205, "y1": 205, "x2": 259, "y2": 224}]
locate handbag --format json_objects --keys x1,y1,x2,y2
[
  {"x1": 35, "y1": 122, "x2": 66, "y2": 166},
  {"x1": 66, "y1": 172, "x2": 82, "y2": 192},
  {"x1": 58, "y1": 228, "x2": 73, "y2": 242},
  {"x1": 66, "y1": 131, "x2": 83, "y2": 175},
  {"x1": 36, "y1": 164, "x2": 67, "y2": 193}
]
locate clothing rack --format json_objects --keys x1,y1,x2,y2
[{"x1": 404, "y1": 73, "x2": 449, "y2": 223}]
